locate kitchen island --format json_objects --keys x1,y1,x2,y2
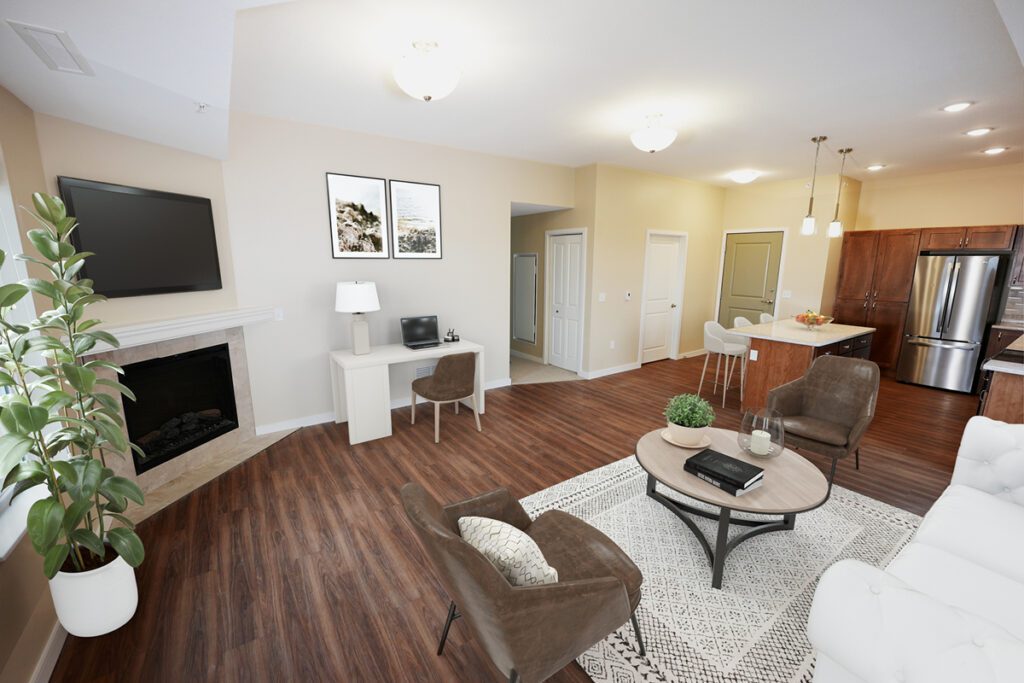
[
  {"x1": 980, "y1": 334, "x2": 1024, "y2": 423},
  {"x1": 728, "y1": 321, "x2": 876, "y2": 411}
]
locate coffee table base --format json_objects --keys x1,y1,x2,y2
[{"x1": 646, "y1": 474, "x2": 796, "y2": 589}]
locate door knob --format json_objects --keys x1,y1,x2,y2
[{"x1": 670, "y1": 303, "x2": 677, "y2": 308}]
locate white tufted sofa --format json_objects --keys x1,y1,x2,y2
[{"x1": 807, "y1": 416, "x2": 1024, "y2": 683}]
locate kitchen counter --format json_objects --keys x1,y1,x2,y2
[
  {"x1": 728, "y1": 321, "x2": 876, "y2": 347},
  {"x1": 982, "y1": 334, "x2": 1024, "y2": 377},
  {"x1": 980, "y1": 335, "x2": 1024, "y2": 422}
]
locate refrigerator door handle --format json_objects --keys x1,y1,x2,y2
[
  {"x1": 942, "y1": 261, "x2": 961, "y2": 333},
  {"x1": 906, "y1": 338, "x2": 977, "y2": 351},
  {"x1": 935, "y1": 261, "x2": 954, "y2": 334}
]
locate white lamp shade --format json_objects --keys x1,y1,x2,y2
[
  {"x1": 393, "y1": 43, "x2": 460, "y2": 102},
  {"x1": 335, "y1": 281, "x2": 380, "y2": 313},
  {"x1": 630, "y1": 125, "x2": 678, "y2": 153},
  {"x1": 827, "y1": 220, "x2": 843, "y2": 238},
  {"x1": 800, "y1": 216, "x2": 817, "y2": 236}
]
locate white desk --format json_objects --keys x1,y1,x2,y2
[{"x1": 329, "y1": 340, "x2": 485, "y2": 445}]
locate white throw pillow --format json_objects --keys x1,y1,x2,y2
[{"x1": 458, "y1": 516, "x2": 558, "y2": 586}]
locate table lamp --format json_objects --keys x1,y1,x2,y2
[{"x1": 335, "y1": 281, "x2": 380, "y2": 355}]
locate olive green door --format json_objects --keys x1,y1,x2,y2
[{"x1": 717, "y1": 231, "x2": 784, "y2": 328}]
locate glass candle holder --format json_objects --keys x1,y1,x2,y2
[{"x1": 738, "y1": 409, "x2": 785, "y2": 458}]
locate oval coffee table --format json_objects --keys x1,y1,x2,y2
[{"x1": 636, "y1": 427, "x2": 829, "y2": 589}]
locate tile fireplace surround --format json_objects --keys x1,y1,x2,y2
[{"x1": 84, "y1": 308, "x2": 285, "y2": 523}]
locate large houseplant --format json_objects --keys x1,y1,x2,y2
[{"x1": 0, "y1": 193, "x2": 145, "y2": 637}]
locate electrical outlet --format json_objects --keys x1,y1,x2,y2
[
  {"x1": 624, "y1": 291, "x2": 632, "y2": 301},
  {"x1": 609, "y1": 340, "x2": 616, "y2": 349},
  {"x1": 598, "y1": 292, "x2": 607, "y2": 302},
  {"x1": 782, "y1": 290, "x2": 792, "y2": 299},
  {"x1": 273, "y1": 307, "x2": 285, "y2": 321},
  {"x1": 749, "y1": 349, "x2": 759, "y2": 361}
]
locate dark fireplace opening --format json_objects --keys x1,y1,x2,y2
[{"x1": 122, "y1": 343, "x2": 239, "y2": 475}]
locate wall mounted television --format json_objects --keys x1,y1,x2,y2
[{"x1": 58, "y1": 176, "x2": 223, "y2": 298}]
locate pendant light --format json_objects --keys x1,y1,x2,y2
[
  {"x1": 801, "y1": 135, "x2": 827, "y2": 236},
  {"x1": 630, "y1": 114, "x2": 678, "y2": 153},
  {"x1": 828, "y1": 148, "x2": 852, "y2": 238},
  {"x1": 393, "y1": 41, "x2": 460, "y2": 102}
]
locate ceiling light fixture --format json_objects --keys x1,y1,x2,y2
[
  {"x1": 828, "y1": 148, "x2": 852, "y2": 239},
  {"x1": 801, "y1": 135, "x2": 827, "y2": 236},
  {"x1": 866, "y1": 164, "x2": 886, "y2": 171},
  {"x1": 983, "y1": 146, "x2": 1008, "y2": 155},
  {"x1": 630, "y1": 114, "x2": 677, "y2": 153},
  {"x1": 965, "y1": 127, "x2": 993, "y2": 137},
  {"x1": 727, "y1": 169, "x2": 762, "y2": 184},
  {"x1": 393, "y1": 41, "x2": 460, "y2": 102},
  {"x1": 942, "y1": 101, "x2": 973, "y2": 113}
]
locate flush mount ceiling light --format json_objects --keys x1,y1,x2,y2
[
  {"x1": 630, "y1": 114, "x2": 677, "y2": 153},
  {"x1": 983, "y1": 146, "x2": 1008, "y2": 155},
  {"x1": 942, "y1": 101, "x2": 973, "y2": 113},
  {"x1": 965, "y1": 127, "x2": 993, "y2": 137},
  {"x1": 393, "y1": 41, "x2": 460, "y2": 102},
  {"x1": 726, "y1": 169, "x2": 762, "y2": 184},
  {"x1": 866, "y1": 164, "x2": 886, "y2": 171},
  {"x1": 801, "y1": 135, "x2": 827, "y2": 236},
  {"x1": 828, "y1": 148, "x2": 852, "y2": 239}
]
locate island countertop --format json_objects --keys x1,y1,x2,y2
[
  {"x1": 728, "y1": 321, "x2": 876, "y2": 348},
  {"x1": 982, "y1": 334, "x2": 1024, "y2": 377}
]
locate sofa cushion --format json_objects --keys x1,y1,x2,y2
[
  {"x1": 889, "y1": 542, "x2": 1024, "y2": 641},
  {"x1": 782, "y1": 415, "x2": 849, "y2": 446},
  {"x1": 458, "y1": 516, "x2": 558, "y2": 586},
  {"x1": 913, "y1": 485, "x2": 1024, "y2": 584}
]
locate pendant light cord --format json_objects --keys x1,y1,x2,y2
[
  {"x1": 807, "y1": 136, "x2": 826, "y2": 216},
  {"x1": 833, "y1": 148, "x2": 851, "y2": 221}
]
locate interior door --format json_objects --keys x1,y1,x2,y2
[
  {"x1": 641, "y1": 234, "x2": 684, "y2": 363},
  {"x1": 717, "y1": 231, "x2": 783, "y2": 328},
  {"x1": 547, "y1": 233, "x2": 583, "y2": 372},
  {"x1": 511, "y1": 253, "x2": 537, "y2": 344}
]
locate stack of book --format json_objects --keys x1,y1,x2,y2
[{"x1": 684, "y1": 449, "x2": 765, "y2": 496}]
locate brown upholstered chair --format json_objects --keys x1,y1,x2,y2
[
  {"x1": 767, "y1": 355, "x2": 880, "y2": 476},
  {"x1": 400, "y1": 483, "x2": 644, "y2": 683},
  {"x1": 411, "y1": 352, "x2": 481, "y2": 443}
]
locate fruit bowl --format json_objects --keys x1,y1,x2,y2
[{"x1": 793, "y1": 311, "x2": 833, "y2": 330}]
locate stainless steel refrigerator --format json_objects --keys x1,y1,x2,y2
[{"x1": 896, "y1": 254, "x2": 999, "y2": 392}]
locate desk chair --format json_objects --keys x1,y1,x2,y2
[{"x1": 412, "y1": 352, "x2": 482, "y2": 443}]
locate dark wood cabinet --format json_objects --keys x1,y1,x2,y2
[
  {"x1": 872, "y1": 230, "x2": 921, "y2": 302},
  {"x1": 985, "y1": 328, "x2": 1023, "y2": 359},
  {"x1": 921, "y1": 227, "x2": 967, "y2": 250},
  {"x1": 1010, "y1": 227, "x2": 1024, "y2": 287},
  {"x1": 836, "y1": 232, "x2": 879, "y2": 300},
  {"x1": 832, "y1": 297, "x2": 868, "y2": 326},
  {"x1": 813, "y1": 333, "x2": 873, "y2": 359},
  {"x1": 919, "y1": 225, "x2": 1015, "y2": 251},
  {"x1": 866, "y1": 301, "x2": 908, "y2": 368}
]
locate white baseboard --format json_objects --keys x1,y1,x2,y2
[
  {"x1": 579, "y1": 362, "x2": 641, "y2": 380},
  {"x1": 679, "y1": 348, "x2": 707, "y2": 359},
  {"x1": 510, "y1": 349, "x2": 544, "y2": 364},
  {"x1": 29, "y1": 622, "x2": 66, "y2": 683},
  {"x1": 255, "y1": 379, "x2": 511, "y2": 433}
]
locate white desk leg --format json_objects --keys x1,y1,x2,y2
[
  {"x1": 476, "y1": 349, "x2": 485, "y2": 414},
  {"x1": 330, "y1": 357, "x2": 346, "y2": 424},
  {"x1": 343, "y1": 364, "x2": 392, "y2": 445}
]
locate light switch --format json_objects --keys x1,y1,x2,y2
[
  {"x1": 749, "y1": 349, "x2": 759, "y2": 361},
  {"x1": 609, "y1": 340, "x2": 616, "y2": 349},
  {"x1": 624, "y1": 291, "x2": 632, "y2": 301},
  {"x1": 782, "y1": 290, "x2": 792, "y2": 299},
  {"x1": 598, "y1": 292, "x2": 607, "y2": 302}
]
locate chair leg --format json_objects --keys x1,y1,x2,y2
[
  {"x1": 508, "y1": 671, "x2": 519, "y2": 683},
  {"x1": 740, "y1": 355, "x2": 746, "y2": 402},
  {"x1": 697, "y1": 352, "x2": 710, "y2": 396},
  {"x1": 437, "y1": 601, "x2": 460, "y2": 655},
  {"x1": 434, "y1": 402, "x2": 441, "y2": 443},
  {"x1": 855, "y1": 447, "x2": 860, "y2": 470},
  {"x1": 713, "y1": 353, "x2": 721, "y2": 394},
  {"x1": 454, "y1": 401, "x2": 459, "y2": 414},
  {"x1": 470, "y1": 395, "x2": 482, "y2": 432},
  {"x1": 630, "y1": 611, "x2": 646, "y2": 657},
  {"x1": 722, "y1": 354, "x2": 732, "y2": 408},
  {"x1": 411, "y1": 388, "x2": 417, "y2": 424}
]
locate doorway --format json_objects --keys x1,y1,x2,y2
[
  {"x1": 716, "y1": 230, "x2": 784, "y2": 328},
  {"x1": 545, "y1": 229, "x2": 586, "y2": 373},
  {"x1": 638, "y1": 231, "x2": 687, "y2": 364}
]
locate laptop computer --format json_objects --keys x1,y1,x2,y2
[{"x1": 401, "y1": 315, "x2": 441, "y2": 350}]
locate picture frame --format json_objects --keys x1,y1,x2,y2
[
  {"x1": 325, "y1": 173, "x2": 390, "y2": 259},
  {"x1": 389, "y1": 180, "x2": 442, "y2": 259}
]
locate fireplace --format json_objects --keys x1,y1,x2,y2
[{"x1": 122, "y1": 344, "x2": 239, "y2": 475}]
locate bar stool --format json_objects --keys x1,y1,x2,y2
[
  {"x1": 699, "y1": 321, "x2": 748, "y2": 407},
  {"x1": 759, "y1": 313, "x2": 775, "y2": 323}
]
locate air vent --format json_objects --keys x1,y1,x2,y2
[{"x1": 7, "y1": 21, "x2": 94, "y2": 76}]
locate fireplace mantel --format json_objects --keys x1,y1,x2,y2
[{"x1": 83, "y1": 306, "x2": 277, "y2": 355}]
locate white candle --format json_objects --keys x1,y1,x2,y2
[{"x1": 750, "y1": 429, "x2": 772, "y2": 455}]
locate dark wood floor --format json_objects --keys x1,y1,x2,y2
[{"x1": 51, "y1": 357, "x2": 978, "y2": 683}]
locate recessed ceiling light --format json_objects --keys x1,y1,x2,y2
[
  {"x1": 866, "y1": 164, "x2": 886, "y2": 171},
  {"x1": 965, "y1": 127, "x2": 993, "y2": 136},
  {"x1": 942, "y1": 101, "x2": 973, "y2": 113},
  {"x1": 983, "y1": 147, "x2": 1008, "y2": 155},
  {"x1": 726, "y1": 169, "x2": 762, "y2": 184}
]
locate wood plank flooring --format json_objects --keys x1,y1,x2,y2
[{"x1": 50, "y1": 357, "x2": 978, "y2": 683}]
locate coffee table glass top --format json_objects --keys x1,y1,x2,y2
[{"x1": 635, "y1": 428, "x2": 828, "y2": 515}]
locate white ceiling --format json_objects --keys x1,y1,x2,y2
[{"x1": 2, "y1": 0, "x2": 1022, "y2": 184}]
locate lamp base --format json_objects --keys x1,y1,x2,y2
[{"x1": 351, "y1": 314, "x2": 371, "y2": 355}]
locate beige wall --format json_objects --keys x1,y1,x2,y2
[
  {"x1": 0, "y1": 87, "x2": 58, "y2": 683},
  {"x1": 33, "y1": 114, "x2": 239, "y2": 325},
  {"x1": 223, "y1": 112, "x2": 575, "y2": 428},
  {"x1": 856, "y1": 163, "x2": 1024, "y2": 230}
]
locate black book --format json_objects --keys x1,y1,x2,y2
[
  {"x1": 683, "y1": 464, "x2": 764, "y2": 496},
  {"x1": 685, "y1": 449, "x2": 764, "y2": 489}
]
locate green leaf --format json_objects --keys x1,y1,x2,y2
[
  {"x1": 0, "y1": 248, "x2": 4, "y2": 269},
  {"x1": 51, "y1": 459, "x2": 77, "y2": 485},
  {"x1": 0, "y1": 433, "x2": 34, "y2": 483},
  {"x1": 60, "y1": 363, "x2": 96, "y2": 394},
  {"x1": 22, "y1": 279, "x2": 61, "y2": 301},
  {"x1": 27, "y1": 498, "x2": 64, "y2": 554},
  {"x1": 82, "y1": 330, "x2": 120, "y2": 349},
  {"x1": 93, "y1": 417, "x2": 128, "y2": 452},
  {"x1": 72, "y1": 336, "x2": 96, "y2": 356},
  {"x1": 27, "y1": 335, "x2": 66, "y2": 352},
  {"x1": 70, "y1": 529, "x2": 104, "y2": 559},
  {"x1": 0, "y1": 283, "x2": 29, "y2": 308},
  {"x1": 10, "y1": 477, "x2": 46, "y2": 501},
  {"x1": 0, "y1": 370, "x2": 14, "y2": 387},
  {"x1": 106, "y1": 527, "x2": 144, "y2": 567},
  {"x1": 0, "y1": 407, "x2": 18, "y2": 433},
  {"x1": 104, "y1": 512, "x2": 135, "y2": 530},
  {"x1": 96, "y1": 378, "x2": 135, "y2": 401},
  {"x1": 27, "y1": 229, "x2": 60, "y2": 261},
  {"x1": 63, "y1": 497, "x2": 93, "y2": 531},
  {"x1": 3, "y1": 459, "x2": 46, "y2": 489},
  {"x1": 84, "y1": 359, "x2": 124, "y2": 375},
  {"x1": 80, "y1": 459, "x2": 102, "y2": 497},
  {"x1": 8, "y1": 403, "x2": 49, "y2": 433},
  {"x1": 43, "y1": 544, "x2": 70, "y2": 579},
  {"x1": 101, "y1": 476, "x2": 144, "y2": 506}
]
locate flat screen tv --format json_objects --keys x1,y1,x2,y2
[{"x1": 58, "y1": 176, "x2": 223, "y2": 298}]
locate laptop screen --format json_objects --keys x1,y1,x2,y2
[{"x1": 400, "y1": 316, "x2": 440, "y2": 345}]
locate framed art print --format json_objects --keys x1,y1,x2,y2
[
  {"x1": 389, "y1": 180, "x2": 442, "y2": 259},
  {"x1": 325, "y1": 173, "x2": 389, "y2": 259}
]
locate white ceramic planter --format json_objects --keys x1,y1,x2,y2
[
  {"x1": 49, "y1": 554, "x2": 138, "y2": 637},
  {"x1": 666, "y1": 422, "x2": 708, "y2": 447}
]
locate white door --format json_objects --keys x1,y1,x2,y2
[
  {"x1": 548, "y1": 233, "x2": 583, "y2": 371},
  {"x1": 641, "y1": 233, "x2": 685, "y2": 363},
  {"x1": 512, "y1": 253, "x2": 537, "y2": 344}
]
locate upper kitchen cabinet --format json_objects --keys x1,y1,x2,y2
[{"x1": 920, "y1": 225, "x2": 1015, "y2": 251}]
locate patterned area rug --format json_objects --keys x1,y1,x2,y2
[{"x1": 520, "y1": 456, "x2": 920, "y2": 683}]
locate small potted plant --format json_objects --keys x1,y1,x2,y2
[{"x1": 664, "y1": 394, "x2": 715, "y2": 447}]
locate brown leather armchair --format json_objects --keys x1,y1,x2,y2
[
  {"x1": 767, "y1": 355, "x2": 880, "y2": 474},
  {"x1": 401, "y1": 483, "x2": 644, "y2": 683}
]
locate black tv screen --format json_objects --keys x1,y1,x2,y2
[{"x1": 58, "y1": 177, "x2": 223, "y2": 298}]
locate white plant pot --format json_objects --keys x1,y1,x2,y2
[
  {"x1": 49, "y1": 554, "x2": 138, "y2": 637},
  {"x1": 666, "y1": 422, "x2": 708, "y2": 447}
]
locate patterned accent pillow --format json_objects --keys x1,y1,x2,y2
[{"x1": 457, "y1": 516, "x2": 558, "y2": 586}]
